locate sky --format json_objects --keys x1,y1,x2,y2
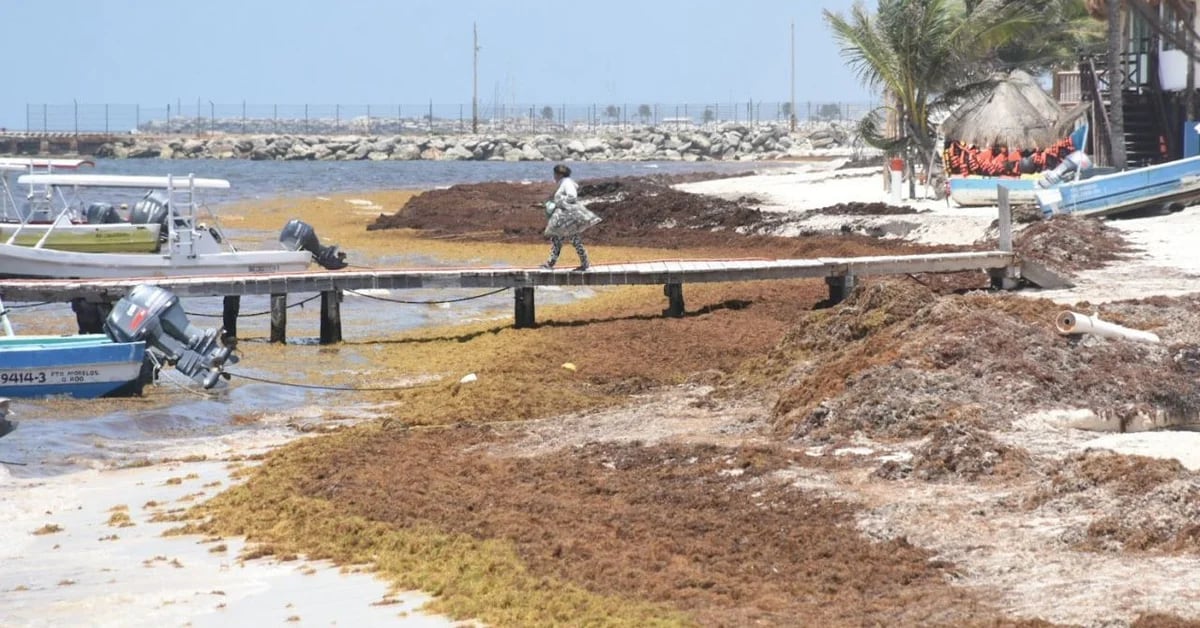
[{"x1": 1, "y1": 0, "x2": 876, "y2": 130}]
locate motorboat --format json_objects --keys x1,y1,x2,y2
[
  {"x1": 0, "y1": 158, "x2": 162, "y2": 253},
  {"x1": 0, "y1": 285, "x2": 237, "y2": 398},
  {"x1": 0, "y1": 173, "x2": 346, "y2": 279},
  {"x1": 1035, "y1": 153, "x2": 1200, "y2": 218}
]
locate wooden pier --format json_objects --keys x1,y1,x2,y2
[{"x1": 0, "y1": 249, "x2": 1057, "y2": 343}]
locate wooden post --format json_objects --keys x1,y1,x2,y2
[
  {"x1": 319, "y1": 289, "x2": 342, "y2": 344},
  {"x1": 221, "y1": 295, "x2": 240, "y2": 340},
  {"x1": 663, "y1": 283, "x2": 685, "y2": 317},
  {"x1": 992, "y1": 186, "x2": 1020, "y2": 290},
  {"x1": 997, "y1": 185, "x2": 1013, "y2": 253},
  {"x1": 825, "y1": 274, "x2": 856, "y2": 305},
  {"x1": 70, "y1": 298, "x2": 111, "y2": 334},
  {"x1": 514, "y1": 286, "x2": 536, "y2": 328},
  {"x1": 269, "y1": 293, "x2": 287, "y2": 344}
]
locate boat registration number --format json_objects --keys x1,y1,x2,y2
[
  {"x1": 0, "y1": 368, "x2": 101, "y2": 385},
  {"x1": 1, "y1": 371, "x2": 47, "y2": 384}
]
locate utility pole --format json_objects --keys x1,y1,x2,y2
[
  {"x1": 472, "y1": 22, "x2": 480, "y2": 134},
  {"x1": 790, "y1": 20, "x2": 796, "y2": 132}
]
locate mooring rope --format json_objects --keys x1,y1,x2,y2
[
  {"x1": 184, "y1": 293, "x2": 322, "y2": 318},
  {"x1": 224, "y1": 370, "x2": 444, "y2": 392},
  {"x1": 344, "y1": 287, "x2": 510, "y2": 305}
]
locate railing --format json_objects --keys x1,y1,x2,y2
[{"x1": 20, "y1": 101, "x2": 877, "y2": 136}]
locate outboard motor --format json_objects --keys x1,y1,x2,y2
[
  {"x1": 1038, "y1": 150, "x2": 1092, "y2": 188},
  {"x1": 279, "y1": 218, "x2": 348, "y2": 270},
  {"x1": 129, "y1": 191, "x2": 171, "y2": 242},
  {"x1": 84, "y1": 202, "x2": 122, "y2": 224},
  {"x1": 104, "y1": 285, "x2": 237, "y2": 389}
]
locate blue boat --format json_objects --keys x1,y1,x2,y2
[
  {"x1": 0, "y1": 284, "x2": 236, "y2": 399},
  {"x1": 0, "y1": 334, "x2": 148, "y2": 398},
  {"x1": 1035, "y1": 153, "x2": 1200, "y2": 218},
  {"x1": 949, "y1": 176, "x2": 1040, "y2": 207}
]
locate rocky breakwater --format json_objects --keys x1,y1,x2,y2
[{"x1": 93, "y1": 121, "x2": 854, "y2": 162}]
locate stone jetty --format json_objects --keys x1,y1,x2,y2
[{"x1": 92, "y1": 121, "x2": 855, "y2": 162}]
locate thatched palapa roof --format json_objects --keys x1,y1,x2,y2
[{"x1": 940, "y1": 70, "x2": 1065, "y2": 149}]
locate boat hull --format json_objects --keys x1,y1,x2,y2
[
  {"x1": 0, "y1": 337, "x2": 146, "y2": 399},
  {"x1": 0, "y1": 223, "x2": 161, "y2": 253},
  {"x1": 0, "y1": 244, "x2": 312, "y2": 279},
  {"x1": 949, "y1": 177, "x2": 1040, "y2": 207},
  {"x1": 1036, "y1": 155, "x2": 1200, "y2": 218}
]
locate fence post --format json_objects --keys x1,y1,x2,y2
[
  {"x1": 304, "y1": 104, "x2": 309, "y2": 134},
  {"x1": 167, "y1": 104, "x2": 171, "y2": 134},
  {"x1": 74, "y1": 99, "x2": 78, "y2": 135},
  {"x1": 336, "y1": 104, "x2": 340, "y2": 133},
  {"x1": 242, "y1": 100, "x2": 246, "y2": 134},
  {"x1": 43, "y1": 104, "x2": 47, "y2": 133},
  {"x1": 274, "y1": 104, "x2": 278, "y2": 134},
  {"x1": 428, "y1": 99, "x2": 433, "y2": 132},
  {"x1": 367, "y1": 104, "x2": 372, "y2": 135},
  {"x1": 105, "y1": 104, "x2": 109, "y2": 134},
  {"x1": 135, "y1": 104, "x2": 140, "y2": 133},
  {"x1": 397, "y1": 105, "x2": 402, "y2": 134}
]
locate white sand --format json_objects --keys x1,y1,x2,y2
[{"x1": 0, "y1": 435, "x2": 456, "y2": 627}]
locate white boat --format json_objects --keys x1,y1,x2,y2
[
  {"x1": 0, "y1": 158, "x2": 163, "y2": 253},
  {"x1": 0, "y1": 173, "x2": 344, "y2": 279},
  {"x1": 0, "y1": 157, "x2": 94, "y2": 222}
]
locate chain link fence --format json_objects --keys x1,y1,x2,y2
[{"x1": 20, "y1": 101, "x2": 876, "y2": 136}]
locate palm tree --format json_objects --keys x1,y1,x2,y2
[
  {"x1": 824, "y1": 0, "x2": 1046, "y2": 170},
  {"x1": 1102, "y1": 0, "x2": 1126, "y2": 168}
]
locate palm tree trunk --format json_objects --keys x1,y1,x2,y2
[{"x1": 1106, "y1": 0, "x2": 1127, "y2": 168}]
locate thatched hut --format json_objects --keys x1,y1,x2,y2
[{"x1": 941, "y1": 70, "x2": 1065, "y2": 149}]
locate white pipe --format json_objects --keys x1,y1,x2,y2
[{"x1": 1055, "y1": 311, "x2": 1160, "y2": 343}]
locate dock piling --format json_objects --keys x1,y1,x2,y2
[
  {"x1": 663, "y1": 283, "x2": 685, "y2": 317},
  {"x1": 319, "y1": 289, "x2": 342, "y2": 344},
  {"x1": 270, "y1": 293, "x2": 287, "y2": 344},
  {"x1": 514, "y1": 286, "x2": 536, "y2": 329}
]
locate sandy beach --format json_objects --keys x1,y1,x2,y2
[{"x1": 6, "y1": 156, "x2": 1200, "y2": 626}]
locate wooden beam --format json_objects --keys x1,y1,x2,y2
[{"x1": 0, "y1": 251, "x2": 1016, "y2": 302}]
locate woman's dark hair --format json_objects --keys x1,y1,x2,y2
[{"x1": 553, "y1": 164, "x2": 571, "y2": 178}]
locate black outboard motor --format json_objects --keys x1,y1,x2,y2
[
  {"x1": 104, "y1": 285, "x2": 237, "y2": 389},
  {"x1": 84, "y1": 202, "x2": 123, "y2": 224},
  {"x1": 279, "y1": 218, "x2": 348, "y2": 270},
  {"x1": 129, "y1": 191, "x2": 171, "y2": 242}
]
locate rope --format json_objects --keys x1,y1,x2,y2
[
  {"x1": 225, "y1": 370, "x2": 443, "y2": 392},
  {"x1": 0, "y1": 301, "x2": 52, "y2": 309},
  {"x1": 344, "y1": 287, "x2": 509, "y2": 305},
  {"x1": 185, "y1": 293, "x2": 321, "y2": 318}
]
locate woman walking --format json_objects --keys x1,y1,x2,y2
[{"x1": 540, "y1": 164, "x2": 600, "y2": 271}]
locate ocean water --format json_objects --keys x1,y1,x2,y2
[
  {"x1": 0, "y1": 158, "x2": 762, "y2": 477},
  {"x1": 78, "y1": 157, "x2": 762, "y2": 203}
]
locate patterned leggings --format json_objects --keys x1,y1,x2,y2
[{"x1": 546, "y1": 235, "x2": 589, "y2": 267}]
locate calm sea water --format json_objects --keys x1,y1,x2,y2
[
  {"x1": 80, "y1": 157, "x2": 762, "y2": 204},
  {"x1": 1, "y1": 158, "x2": 765, "y2": 477}
]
